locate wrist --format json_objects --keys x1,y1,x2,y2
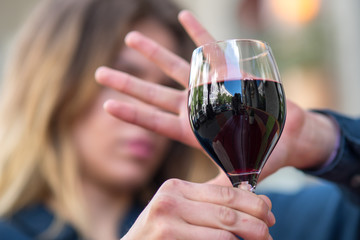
[{"x1": 294, "y1": 111, "x2": 339, "y2": 170}]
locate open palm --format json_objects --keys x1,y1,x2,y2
[{"x1": 96, "y1": 11, "x2": 213, "y2": 149}]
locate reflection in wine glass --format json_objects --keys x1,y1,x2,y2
[{"x1": 188, "y1": 39, "x2": 286, "y2": 192}]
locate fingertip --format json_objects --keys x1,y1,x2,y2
[
  {"x1": 95, "y1": 66, "x2": 110, "y2": 83},
  {"x1": 267, "y1": 211, "x2": 276, "y2": 226},
  {"x1": 178, "y1": 10, "x2": 188, "y2": 19},
  {"x1": 178, "y1": 10, "x2": 193, "y2": 23},
  {"x1": 258, "y1": 195, "x2": 272, "y2": 210},
  {"x1": 257, "y1": 195, "x2": 276, "y2": 226},
  {"x1": 103, "y1": 100, "x2": 134, "y2": 122},
  {"x1": 103, "y1": 99, "x2": 117, "y2": 111},
  {"x1": 125, "y1": 31, "x2": 141, "y2": 46}
]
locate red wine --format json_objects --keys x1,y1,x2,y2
[{"x1": 188, "y1": 79, "x2": 286, "y2": 187}]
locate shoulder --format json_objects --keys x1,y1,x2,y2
[
  {"x1": 0, "y1": 203, "x2": 79, "y2": 240},
  {"x1": 0, "y1": 204, "x2": 53, "y2": 239},
  {"x1": 0, "y1": 220, "x2": 30, "y2": 240}
]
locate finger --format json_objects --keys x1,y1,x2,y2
[
  {"x1": 174, "y1": 223, "x2": 238, "y2": 240},
  {"x1": 160, "y1": 179, "x2": 274, "y2": 226},
  {"x1": 178, "y1": 10, "x2": 216, "y2": 46},
  {"x1": 258, "y1": 195, "x2": 275, "y2": 225},
  {"x1": 179, "y1": 199, "x2": 271, "y2": 240},
  {"x1": 145, "y1": 193, "x2": 238, "y2": 240},
  {"x1": 102, "y1": 100, "x2": 199, "y2": 148},
  {"x1": 96, "y1": 66, "x2": 183, "y2": 114},
  {"x1": 258, "y1": 195, "x2": 272, "y2": 210},
  {"x1": 125, "y1": 31, "x2": 190, "y2": 87}
]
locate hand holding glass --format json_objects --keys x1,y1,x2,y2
[{"x1": 188, "y1": 39, "x2": 286, "y2": 191}]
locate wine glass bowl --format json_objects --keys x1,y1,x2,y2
[{"x1": 188, "y1": 39, "x2": 286, "y2": 191}]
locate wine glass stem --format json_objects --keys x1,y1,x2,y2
[
  {"x1": 229, "y1": 174, "x2": 258, "y2": 192},
  {"x1": 235, "y1": 181, "x2": 255, "y2": 192}
]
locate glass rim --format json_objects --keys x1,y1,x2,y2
[{"x1": 193, "y1": 38, "x2": 271, "y2": 62}]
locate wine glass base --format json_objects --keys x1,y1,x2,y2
[
  {"x1": 236, "y1": 181, "x2": 254, "y2": 192},
  {"x1": 228, "y1": 172, "x2": 259, "y2": 192}
]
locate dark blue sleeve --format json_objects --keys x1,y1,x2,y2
[
  {"x1": 306, "y1": 110, "x2": 360, "y2": 201},
  {"x1": 0, "y1": 220, "x2": 30, "y2": 240},
  {"x1": 264, "y1": 182, "x2": 360, "y2": 240}
]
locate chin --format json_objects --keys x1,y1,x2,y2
[
  {"x1": 106, "y1": 170, "x2": 152, "y2": 190},
  {"x1": 88, "y1": 162, "x2": 157, "y2": 192},
  {"x1": 92, "y1": 176, "x2": 146, "y2": 194},
  {"x1": 120, "y1": 175, "x2": 149, "y2": 188}
]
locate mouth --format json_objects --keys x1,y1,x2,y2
[{"x1": 126, "y1": 138, "x2": 156, "y2": 160}]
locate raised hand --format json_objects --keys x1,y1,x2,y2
[{"x1": 95, "y1": 11, "x2": 213, "y2": 149}]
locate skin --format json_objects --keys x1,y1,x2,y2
[
  {"x1": 123, "y1": 179, "x2": 274, "y2": 240},
  {"x1": 95, "y1": 12, "x2": 277, "y2": 240}
]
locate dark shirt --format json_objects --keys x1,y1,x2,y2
[
  {"x1": 0, "y1": 203, "x2": 142, "y2": 240},
  {"x1": 265, "y1": 110, "x2": 360, "y2": 239},
  {"x1": 266, "y1": 182, "x2": 360, "y2": 240},
  {"x1": 308, "y1": 110, "x2": 360, "y2": 203},
  {"x1": 1, "y1": 182, "x2": 359, "y2": 240}
]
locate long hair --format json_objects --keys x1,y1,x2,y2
[{"x1": 0, "y1": 0, "x2": 193, "y2": 237}]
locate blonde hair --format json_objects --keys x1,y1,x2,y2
[{"x1": 0, "y1": 0, "x2": 193, "y2": 237}]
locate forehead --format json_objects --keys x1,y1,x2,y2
[{"x1": 132, "y1": 18, "x2": 178, "y2": 53}]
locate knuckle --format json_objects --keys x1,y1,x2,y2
[
  {"x1": 172, "y1": 92, "x2": 184, "y2": 112},
  {"x1": 151, "y1": 110, "x2": 161, "y2": 133},
  {"x1": 121, "y1": 72, "x2": 132, "y2": 91},
  {"x1": 148, "y1": 43, "x2": 161, "y2": 60},
  {"x1": 160, "y1": 178, "x2": 183, "y2": 191},
  {"x1": 220, "y1": 186, "x2": 236, "y2": 205},
  {"x1": 177, "y1": 93, "x2": 186, "y2": 109},
  {"x1": 149, "y1": 194, "x2": 177, "y2": 217},
  {"x1": 218, "y1": 206, "x2": 237, "y2": 226},
  {"x1": 146, "y1": 83, "x2": 158, "y2": 104},
  {"x1": 168, "y1": 59, "x2": 182, "y2": 78}
]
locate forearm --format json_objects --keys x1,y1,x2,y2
[{"x1": 291, "y1": 110, "x2": 339, "y2": 170}]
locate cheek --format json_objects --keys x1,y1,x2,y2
[
  {"x1": 72, "y1": 120, "x2": 169, "y2": 189},
  {"x1": 72, "y1": 113, "x2": 119, "y2": 176},
  {"x1": 151, "y1": 137, "x2": 172, "y2": 166},
  {"x1": 72, "y1": 113, "x2": 112, "y2": 159}
]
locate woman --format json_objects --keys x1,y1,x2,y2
[
  {"x1": 96, "y1": 10, "x2": 360, "y2": 240},
  {"x1": 0, "y1": 0, "x2": 274, "y2": 239}
]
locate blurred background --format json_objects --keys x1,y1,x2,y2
[{"x1": 1, "y1": 0, "x2": 360, "y2": 192}]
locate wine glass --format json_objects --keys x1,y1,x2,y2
[{"x1": 188, "y1": 39, "x2": 286, "y2": 192}]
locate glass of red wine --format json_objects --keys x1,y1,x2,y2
[{"x1": 188, "y1": 39, "x2": 286, "y2": 191}]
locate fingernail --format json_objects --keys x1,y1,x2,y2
[
  {"x1": 268, "y1": 235, "x2": 273, "y2": 240},
  {"x1": 267, "y1": 211, "x2": 276, "y2": 226}
]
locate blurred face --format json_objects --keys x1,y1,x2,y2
[{"x1": 72, "y1": 19, "x2": 178, "y2": 191}]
